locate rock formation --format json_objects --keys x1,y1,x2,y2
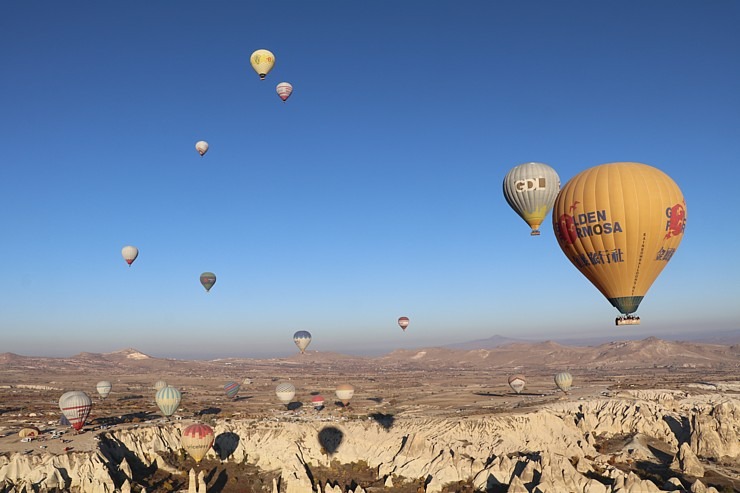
[{"x1": 1, "y1": 394, "x2": 737, "y2": 492}]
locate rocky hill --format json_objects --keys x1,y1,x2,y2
[
  {"x1": 1, "y1": 392, "x2": 738, "y2": 492},
  {"x1": 381, "y1": 337, "x2": 740, "y2": 370}
]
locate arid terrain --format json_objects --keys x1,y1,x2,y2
[{"x1": 1, "y1": 336, "x2": 739, "y2": 493}]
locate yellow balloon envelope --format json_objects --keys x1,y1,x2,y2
[
  {"x1": 250, "y1": 49, "x2": 275, "y2": 80},
  {"x1": 552, "y1": 162, "x2": 686, "y2": 317}
]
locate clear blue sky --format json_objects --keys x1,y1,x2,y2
[{"x1": 1, "y1": 2, "x2": 738, "y2": 358}]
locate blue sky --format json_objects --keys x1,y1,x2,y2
[{"x1": 1, "y1": 1, "x2": 738, "y2": 358}]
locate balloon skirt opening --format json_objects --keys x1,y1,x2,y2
[{"x1": 609, "y1": 296, "x2": 644, "y2": 315}]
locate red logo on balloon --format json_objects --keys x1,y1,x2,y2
[
  {"x1": 556, "y1": 201, "x2": 580, "y2": 245},
  {"x1": 664, "y1": 203, "x2": 686, "y2": 239}
]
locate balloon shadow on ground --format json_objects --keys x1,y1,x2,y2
[
  {"x1": 287, "y1": 401, "x2": 303, "y2": 411},
  {"x1": 318, "y1": 426, "x2": 343, "y2": 455},
  {"x1": 204, "y1": 468, "x2": 229, "y2": 492},
  {"x1": 310, "y1": 391, "x2": 321, "y2": 396},
  {"x1": 197, "y1": 407, "x2": 221, "y2": 416},
  {"x1": 333, "y1": 401, "x2": 350, "y2": 409},
  {"x1": 213, "y1": 432, "x2": 240, "y2": 460},
  {"x1": 232, "y1": 395, "x2": 252, "y2": 402},
  {"x1": 662, "y1": 415, "x2": 690, "y2": 443},
  {"x1": 367, "y1": 397, "x2": 383, "y2": 404},
  {"x1": 369, "y1": 413, "x2": 395, "y2": 430},
  {"x1": 105, "y1": 411, "x2": 155, "y2": 425},
  {"x1": 512, "y1": 392, "x2": 545, "y2": 397},
  {"x1": 473, "y1": 392, "x2": 506, "y2": 397}
]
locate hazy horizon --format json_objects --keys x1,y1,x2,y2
[{"x1": 4, "y1": 326, "x2": 738, "y2": 361}]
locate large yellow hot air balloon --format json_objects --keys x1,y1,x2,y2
[
  {"x1": 250, "y1": 49, "x2": 275, "y2": 80},
  {"x1": 552, "y1": 162, "x2": 686, "y2": 325}
]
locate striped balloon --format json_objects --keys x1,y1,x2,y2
[
  {"x1": 554, "y1": 372, "x2": 573, "y2": 393},
  {"x1": 181, "y1": 423, "x2": 214, "y2": 463},
  {"x1": 154, "y1": 380, "x2": 167, "y2": 391},
  {"x1": 398, "y1": 317, "x2": 409, "y2": 331},
  {"x1": 275, "y1": 382, "x2": 295, "y2": 405},
  {"x1": 507, "y1": 375, "x2": 526, "y2": 394},
  {"x1": 276, "y1": 82, "x2": 293, "y2": 102},
  {"x1": 59, "y1": 391, "x2": 92, "y2": 431},
  {"x1": 223, "y1": 381, "x2": 240, "y2": 399},
  {"x1": 96, "y1": 381, "x2": 112, "y2": 399},
  {"x1": 335, "y1": 384, "x2": 354, "y2": 406},
  {"x1": 156, "y1": 386, "x2": 182, "y2": 417}
]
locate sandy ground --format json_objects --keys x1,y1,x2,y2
[{"x1": 1, "y1": 356, "x2": 736, "y2": 458}]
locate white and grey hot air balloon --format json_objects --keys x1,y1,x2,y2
[
  {"x1": 293, "y1": 331, "x2": 312, "y2": 354},
  {"x1": 503, "y1": 162, "x2": 560, "y2": 236},
  {"x1": 275, "y1": 382, "x2": 295, "y2": 407},
  {"x1": 96, "y1": 381, "x2": 112, "y2": 399}
]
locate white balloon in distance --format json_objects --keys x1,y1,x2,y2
[
  {"x1": 121, "y1": 246, "x2": 138, "y2": 267},
  {"x1": 195, "y1": 141, "x2": 209, "y2": 157}
]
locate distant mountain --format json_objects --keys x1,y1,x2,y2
[
  {"x1": 0, "y1": 348, "x2": 200, "y2": 375},
  {"x1": 542, "y1": 328, "x2": 740, "y2": 347},
  {"x1": 379, "y1": 337, "x2": 740, "y2": 370},
  {"x1": 0, "y1": 353, "x2": 25, "y2": 364},
  {"x1": 103, "y1": 348, "x2": 153, "y2": 360},
  {"x1": 443, "y1": 334, "x2": 522, "y2": 350},
  {"x1": 2, "y1": 338, "x2": 738, "y2": 373}
]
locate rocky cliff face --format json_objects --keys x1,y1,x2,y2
[{"x1": 1, "y1": 392, "x2": 738, "y2": 493}]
